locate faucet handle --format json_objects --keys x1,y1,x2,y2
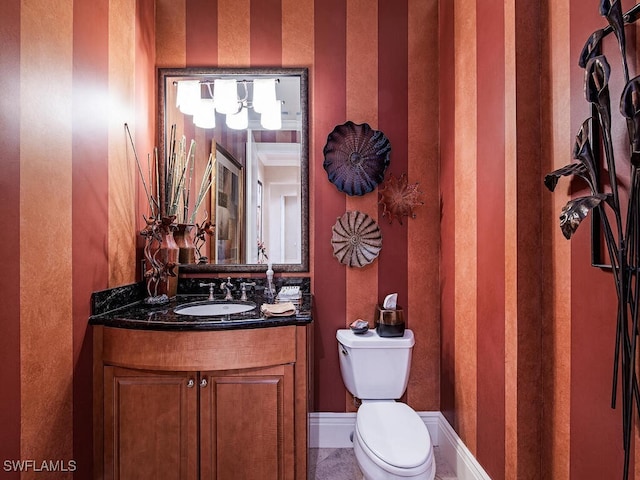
[
  {"x1": 240, "y1": 282, "x2": 256, "y2": 301},
  {"x1": 199, "y1": 282, "x2": 216, "y2": 301}
]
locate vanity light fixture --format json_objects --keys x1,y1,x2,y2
[{"x1": 175, "y1": 78, "x2": 282, "y2": 131}]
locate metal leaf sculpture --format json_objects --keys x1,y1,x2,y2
[
  {"x1": 620, "y1": 76, "x2": 640, "y2": 167},
  {"x1": 600, "y1": 0, "x2": 629, "y2": 81},
  {"x1": 545, "y1": 4, "x2": 640, "y2": 479},
  {"x1": 546, "y1": 119, "x2": 600, "y2": 194},
  {"x1": 544, "y1": 163, "x2": 591, "y2": 194},
  {"x1": 559, "y1": 195, "x2": 608, "y2": 240},
  {"x1": 572, "y1": 118, "x2": 599, "y2": 190},
  {"x1": 578, "y1": 29, "x2": 605, "y2": 69}
]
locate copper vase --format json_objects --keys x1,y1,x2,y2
[{"x1": 174, "y1": 224, "x2": 196, "y2": 264}]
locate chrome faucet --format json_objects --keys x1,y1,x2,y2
[
  {"x1": 240, "y1": 282, "x2": 256, "y2": 301},
  {"x1": 199, "y1": 282, "x2": 216, "y2": 301},
  {"x1": 220, "y1": 277, "x2": 234, "y2": 300}
]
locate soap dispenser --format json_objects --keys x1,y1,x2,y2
[{"x1": 265, "y1": 262, "x2": 275, "y2": 302}]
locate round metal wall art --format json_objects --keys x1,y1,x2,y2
[
  {"x1": 331, "y1": 211, "x2": 382, "y2": 267},
  {"x1": 323, "y1": 121, "x2": 391, "y2": 196}
]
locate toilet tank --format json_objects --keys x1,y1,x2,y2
[{"x1": 336, "y1": 328, "x2": 414, "y2": 400}]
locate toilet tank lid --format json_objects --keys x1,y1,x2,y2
[{"x1": 336, "y1": 328, "x2": 414, "y2": 348}]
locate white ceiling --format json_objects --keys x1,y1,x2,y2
[{"x1": 254, "y1": 142, "x2": 301, "y2": 167}]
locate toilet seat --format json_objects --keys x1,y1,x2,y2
[{"x1": 356, "y1": 402, "x2": 432, "y2": 473}]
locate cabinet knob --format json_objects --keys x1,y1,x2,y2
[
  {"x1": 200, "y1": 378, "x2": 208, "y2": 388},
  {"x1": 187, "y1": 378, "x2": 195, "y2": 388}
]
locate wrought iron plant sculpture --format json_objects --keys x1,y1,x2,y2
[
  {"x1": 194, "y1": 217, "x2": 215, "y2": 264},
  {"x1": 544, "y1": 2, "x2": 640, "y2": 478},
  {"x1": 140, "y1": 215, "x2": 177, "y2": 304}
]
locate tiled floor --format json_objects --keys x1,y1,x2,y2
[{"x1": 309, "y1": 447, "x2": 457, "y2": 480}]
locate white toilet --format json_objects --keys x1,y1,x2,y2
[{"x1": 337, "y1": 328, "x2": 435, "y2": 480}]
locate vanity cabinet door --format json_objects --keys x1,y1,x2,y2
[
  {"x1": 199, "y1": 365, "x2": 295, "y2": 480},
  {"x1": 103, "y1": 366, "x2": 199, "y2": 480}
]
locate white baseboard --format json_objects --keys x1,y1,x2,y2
[{"x1": 308, "y1": 411, "x2": 491, "y2": 480}]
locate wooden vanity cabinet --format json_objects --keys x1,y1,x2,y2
[
  {"x1": 200, "y1": 365, "x2": 294, "y2": 479},
  {"x1": 94, "y1": 325, "x2": 310, "y2": 480},
  {"x1": 104, "y1": 367, "x2": 198, "y2": 479}
]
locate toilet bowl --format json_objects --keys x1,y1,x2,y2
[
  {"x1": 336, "y1": 328, "x2": 435, "y2": 480},
  {"x1": 353, "y1": 401, "x2": 435, "y2": 479}
]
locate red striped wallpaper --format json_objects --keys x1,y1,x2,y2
[
  {"x1": 476, "y1": 0, "x2": 506, "y2": 476},
  {"x1": 312, "y1": 0, "x2": 349, "y2": 412},
  {"x1": 0, "y1": 0, "x2": 22, "y2": 472},
  {"x1": 72, "y1": 0, "x2": 110, "y2": 474},
  {"x1": 440, "y1": 1, "x2": 640, "y2": 479},
  {"x1": 1, "y1": 1, "x2": 155, "y2": 478}
]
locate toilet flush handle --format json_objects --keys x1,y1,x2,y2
[{"x1": 340, "y1": 345, "x2": 348, "y2": 356}]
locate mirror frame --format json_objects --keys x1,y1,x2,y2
[{"x1": 158, "y1": 67, "x2": 309, "y2": 273}]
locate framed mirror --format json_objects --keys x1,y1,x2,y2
[{"x1": 158, "y1": 67, "x2": 309, "y2": 272}]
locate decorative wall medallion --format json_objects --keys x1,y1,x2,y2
[
  {"x1": 331, "y1": 211, "x2": 382, "y2": 267},
  {"x1": 323, "y1": 121, "x2": 391, "y2": 196},
  {"x1": 379, "y1": 173, "x2": 424, "y2": 224}
]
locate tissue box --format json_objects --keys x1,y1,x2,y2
[{"x1": 374, "y1": 304, "x2": 405, "y2": 337}]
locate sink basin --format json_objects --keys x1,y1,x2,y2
[{"x1": 175, "y1": 301, "x2": 257, "y2": 317}]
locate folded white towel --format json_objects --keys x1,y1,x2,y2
[{"x1": 261, "y1": 302, "x2": 296, "y2": 317}]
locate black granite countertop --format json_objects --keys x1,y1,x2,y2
[{"x1": 89, "y1": 277, "x2": 312, "y2": 331}]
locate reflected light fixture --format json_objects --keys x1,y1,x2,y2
[
  {"x1": 175, "y1": 78, "x2": 282, "y2": 131},
  {"x1": 193, "y1": 98, "x2": 216, "y2": 129},
  {"x1": 226, "y1": 105, "x2": 248, "y2": 130},
  {"x1": 175, "y1": 80, "x2": 201, "y2": 116},
  {"x1": 261, "y1": 100, "x2": 282, "y2": 130},
  {"x1": 252, "y1": 78, "x2": 277, "y2": 114},
  {"x1": 213, "y1": 79, "x2": 240, "y2": 115}
]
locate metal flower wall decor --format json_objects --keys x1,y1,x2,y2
[
  {"x1": 544, "y1": 2, "x2": 640, "y2": 478},
  {"x1": 323, "y1": 121, "x2": 391, "y2": 196},
  {"x1": 331, "y1": 211, "x2": 382, "y2": 267},
  {"x1": 379, "y1": 173, "x2": 424, "y2": 224}
]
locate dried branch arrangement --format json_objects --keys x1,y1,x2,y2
[
  {"x1": 544, "y1": 2, "x2": 640, "y2": 478},
  {"x1": 164, "y1": 124, "x2": 215, "y2": 224},
  {"x1": 125, "y1": 123, "x2": 215, "y2": 301}
]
